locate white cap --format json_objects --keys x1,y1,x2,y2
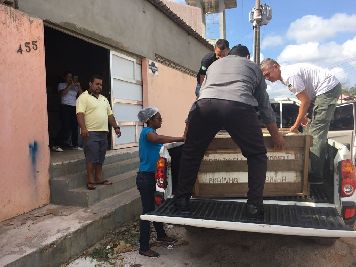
[{"x1": 137, "y1": 107, "x2": 159, "y2": 123}]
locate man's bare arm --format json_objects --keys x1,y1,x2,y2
[
  {"x1": 199, "y1": 74, "x2": 205, "y2": 85},
  {"x1": 291, "y1": 91, "x2": 311, "y2": 132},
  {"x1": 108, "y1": 115, "x2": 121, "y2": 136},
  {"x1": 108, "y1": 115, "x2": 119, "y2": 128},
  {"x1": 77, "y1": 112, "x2": 89, "y2": 138},
  {"x1": 266, "y1": 122, "x2": 285, "y2": 150}
]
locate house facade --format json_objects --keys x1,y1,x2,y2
[{"x1": 1, "y1": 0, "x2": 212, "y2": 221}]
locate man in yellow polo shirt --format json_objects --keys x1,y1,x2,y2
[{"x1": 76, "y1": 74, "x2": 121, "y2": 190}]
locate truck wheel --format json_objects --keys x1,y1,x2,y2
[{"x1": 309, "y1": 237, "x2": 339, "y2": 246}]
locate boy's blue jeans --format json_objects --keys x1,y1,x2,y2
[{"x1": 136, "y1": 171, "x2": 166, "y2": 251}]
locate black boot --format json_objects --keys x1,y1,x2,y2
[
  {"x1": 246, "y1": 203, "x2": 264, "y2": 221},
  {"x1": 174, "y1": 196, "x2": 191, "y2": 214}
]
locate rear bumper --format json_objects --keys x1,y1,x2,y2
[
  {"x1": 345, "y1": 218, "x2": 356, "y2": 227},
  {"x1": 142, "y1": 198, "x2": 356, "y2": 238},
  {"x1": 141, "y1": 214, "x2": 356, "y2": 238}
]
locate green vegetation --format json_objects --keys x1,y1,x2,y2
[
  {"x1": 342, "y1": 85, "x2": 356, "y2": 96},
  {"x1": 348, "y1": 85, "x2": 356, "y2": 96},
  {"x1": 84, "y1": 221, "x2": 140, "y2": 265}
]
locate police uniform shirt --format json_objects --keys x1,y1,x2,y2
[{"x1": 196, "y1": 52, "x2": 218, "y2": 84}]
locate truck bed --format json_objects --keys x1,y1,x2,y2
[
  {"x1": 264, "y1": 184, "x2": 333, "y2": 203},
  {"x1": 147, "y1": 198, "x2": 345, "y2": 230},
  {"x1": 144, "y1": 139, "x2": 356, "y2": 237},
  {"x1": 141, "y1": 196, "x2": 356, "y2": 237}
]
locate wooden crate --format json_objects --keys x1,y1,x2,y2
[{"x1": 193, "y1": 132, "x2": 313, "y2": 197}]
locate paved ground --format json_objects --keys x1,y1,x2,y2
[
  {"x1": 67, "y1": 222, "x2": 356, "y2": 267},
  {"x1": 0, "y1": 189, "x2": 140, "y2": 267}
]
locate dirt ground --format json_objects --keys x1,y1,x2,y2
[{"x1": 67, "y1": 221, "x2": 356, "y2": 267}]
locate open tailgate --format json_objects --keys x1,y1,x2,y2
[{"x1": 141, "y1": 199, "x2": 356, "y2": 238}]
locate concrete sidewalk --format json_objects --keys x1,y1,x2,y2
[{"x1": 0, "y1": 188, "x2": 140, "y2": 267}]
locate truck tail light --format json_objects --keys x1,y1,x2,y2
[
  {"x1": 155, "y1": 157, "x2": 167, "y2": 189},
  {"x1": 343, "y1": 207, "x2": 356, "y2": 220},
  {"x1": 340, "y1": 159, "x2": 356, "y2": 197},
  {"x1": 155, "y1": 193, "x2": 164, "y2": 206}
]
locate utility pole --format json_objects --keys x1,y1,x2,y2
[
  {"x1": 253, "y1": 0, "x2": 262, "y2": 65},
  {"x1": 250, "y1": 2, "x2": 272, "y2": 65}
]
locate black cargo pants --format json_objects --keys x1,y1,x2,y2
[
  {"x1": 176, "y1": 98, "x2": 267, "y2": 206},
  {"x1": 136, "y1": 172, "x2": 166, "y2": 251}
]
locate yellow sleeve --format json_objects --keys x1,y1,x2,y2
[
  {"x1": 76, "y1": 94, "x2": 86, "y2": 114},
  {"x1": 107, "y1": 100, "x2": 113, "y2": 116}
]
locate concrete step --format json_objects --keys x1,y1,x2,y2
[
  {"x1": 0, "y1": 188, "x2": 141, "y2": 267},
  {"x1": 58, "y1": 170, "x2": 138, "y2": 207},
  {"x1": 50, "y1": 157, "x2": 139, "y2": 191},
  {"x1": 50, "y1": 148, "x2": 138, "y2": 179}
]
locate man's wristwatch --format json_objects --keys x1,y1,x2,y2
[{"x1": 114, "y1": 126, "x2": 120, "y2": 130}]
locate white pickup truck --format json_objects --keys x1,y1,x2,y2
[{"x1": 141, "y1": 101, "x2": 356, "y2": 242}]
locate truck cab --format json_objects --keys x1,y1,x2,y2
[
  {"x1": 141, "y1": 100, "x2": 356, "y2": 240},
  {"x1": 328, "y1": 101, "x2": 356, "y2": 165},
  {"x1": 270, "y1": 97, "x2": 300, "y2": 129}
]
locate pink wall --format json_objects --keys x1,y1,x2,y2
[
  {"x1": 0, "y1": 6, "x2": 49, "y2": 222},
  {"x1": 142, "y1": 59, "x2": 196, "y2": 136},
  {"x1": 162, "y1": 0, "x2": 203, "y2": 36}
]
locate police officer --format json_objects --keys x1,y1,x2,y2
[{"x1": 195, "y1": 39, "x2": 230, "y2": 98}]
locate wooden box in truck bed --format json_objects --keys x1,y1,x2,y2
[{"x1": 193, "y1": 132, "x2": 313, "y2": 197}]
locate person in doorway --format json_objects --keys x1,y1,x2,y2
[
  {"x1": 136, "y1": 107, "x2": 184, "y2": 257},
  {"x1": 260, "y1": 59, "x2": 342, "y2": 183},
  {"x1": 195, "y1": 39, "x2": 230, "y2": 98},
  {"x1": 73, "y1": 75, "x2": 82, "y2": 95},
  {"x1": 174, "y1": 45, "x2": 284, "y2": 218},
  {"x1": 47, "y1": 85, "x2": 63, "y2": 152},
  {"x1": 76, "y1": 74, "x2": 121, "y2": 190},
  {"x1": 58, "y1": 71, "x2": 83, "y2": 149}
]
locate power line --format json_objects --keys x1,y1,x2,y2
[{"x1": 322, "y1": 56, "x2": 356, "y2": 69}]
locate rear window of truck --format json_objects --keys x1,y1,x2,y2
[{"x1": 330, "y1": 104, "x2": 354, "y2": 131}]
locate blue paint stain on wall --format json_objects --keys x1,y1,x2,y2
[{"x1": 29, "y1": 141, "x2": 39, "y2": 178}]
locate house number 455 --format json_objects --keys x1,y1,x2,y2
[{"x1": 17, "y1": 41, "x2": 38, "y2": 54}]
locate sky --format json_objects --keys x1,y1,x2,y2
[{"x1": 173, "y1": 0, "x2": 356, "y2": 98}]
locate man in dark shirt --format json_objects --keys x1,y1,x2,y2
[
  {"x1": 176, "y1": 45, "x2": 285, "y2": 219},
  {"x1": 195, "y1": 39, "x2": 230, "y2": 97}
]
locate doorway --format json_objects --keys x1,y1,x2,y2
[{"x1": 44, "y1": 26, "x2": 111, "y2": 156}]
